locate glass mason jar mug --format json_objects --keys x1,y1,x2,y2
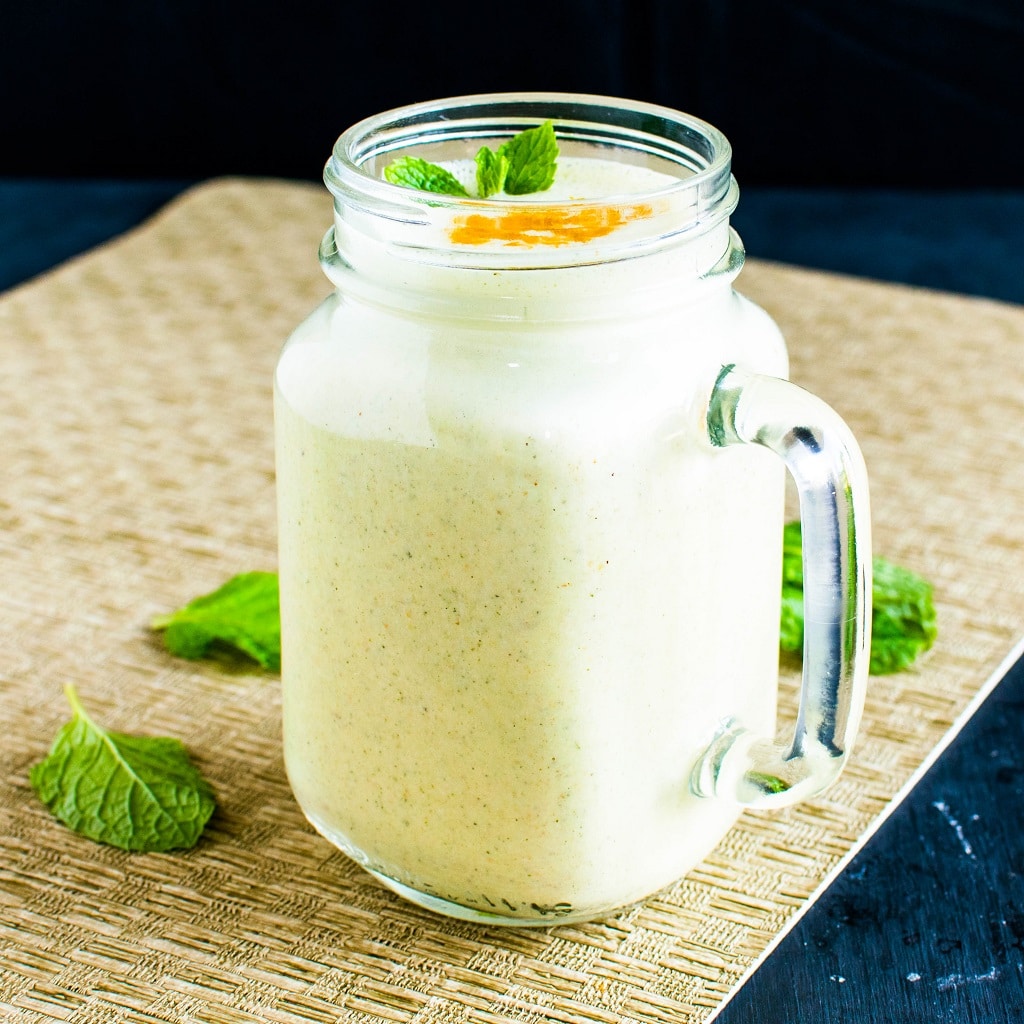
[{"x1": 274, "y1": 93, "x2": 871, "y2": 926}]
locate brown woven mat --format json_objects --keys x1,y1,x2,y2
[{"x1": 2, "y1": 179, "x2": 1023, "y2": 1023}]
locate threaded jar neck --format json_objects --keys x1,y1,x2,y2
[{"x1": 323, "y1": 92, "x2": 739, "y2": 273}]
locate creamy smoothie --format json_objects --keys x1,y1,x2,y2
[{"x1": 275, "y1": 152, "x2": 788, "y2": 922}]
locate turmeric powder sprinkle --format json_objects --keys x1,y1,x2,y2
[{"x1": 449, "y1": 204, "x2": 654, "y2": 247}]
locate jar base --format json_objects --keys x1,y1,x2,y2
[
  {"x1": 368, "y1": 872, "x2": 561, "y2": 929},
  {"x1": 365, "y1": 868, "x2": 628, "y2": 927},
  {"x1": 301, "y1": 806, "x2": 640, "y2": 926}
]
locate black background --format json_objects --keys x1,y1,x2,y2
[{"x1": 7, "y1": 0, "x2": 1024, "y2": 186}]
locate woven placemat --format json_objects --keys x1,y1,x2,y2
[{"x1": 2, "y1": 179, "x2": 1023, "y2": 1023}]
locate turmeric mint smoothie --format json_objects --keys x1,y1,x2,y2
[{"x1": 275, "y1": 127, "x2": 789, "y2": 922}]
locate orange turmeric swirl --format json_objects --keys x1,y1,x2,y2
[{"x1": 449, "y1": 204, "x2": 654, "y2": 246}]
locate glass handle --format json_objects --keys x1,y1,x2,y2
[{"x1": 692, "y1": 364, "x2": 872, "y2": 807}]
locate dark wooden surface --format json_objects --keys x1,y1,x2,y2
[
  {"x1": 4, "y1": 180, "x2": 1023, "y2": 1023},
  {"x1": 717, "y1": 650, "x2": 1024, "y2": 1024}
]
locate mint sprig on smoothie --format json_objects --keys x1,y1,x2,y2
[{"x1": 384, "y1": 120, "x2": 559, "y2": 198}]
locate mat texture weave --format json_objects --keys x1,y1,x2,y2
[{"x1": 2, "y1": 180, "x2": 1023, "y2": 1023}]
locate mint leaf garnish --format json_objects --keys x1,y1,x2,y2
[
  {"x1": 780, "y1": 521, "x2": 937, "y2": 675},
  {"x1": 151, "y1": 571, "x2": 280, "y2": 671},
  {"x1": 475, "y1": 146, "x2": 510, "y2": 198},
  {"x1": 383, "y1": 156, "x2": 469, "y2": 196},
  {"x1": 384, "y1": 120, "x2": 559, "y2": 198},
  {"x1": 499, "y1": 120, "x2": 558, "y2": 195},
  {"x1": 31, "y1": 685, "x2": 216, "y2": 852}
]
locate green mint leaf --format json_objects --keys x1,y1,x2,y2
[
  {"x1": 779, "y1": 521, "x2": 937, "y2": 675},
  {"x1": 745, "y1": 770, "x2": 792, "y2": 795},
  {"x1": 779, "y1": 588, "x2": 804, "y2": 657},
  {"x1": 30, "y1": 685, "x2": 216, "y2": 852},
  {"x1": 475, "y1": 146, "x2": 510, "y2": 198},
  {"x1": 867, "y1": 557, "x2": 939, "y2": 674},
  {"x1": 779, "y1": 520, "x2": 805, "y2": 656},
  {"x1": 781, "y1": 520, "x2": 804, "y2": 588},
  {"x1": 151, "y1": 571, "x2": 280, "y2": 671},
  {"x1": 383, "y1": 156, "x2": 469, "y2": 196},
  {"x1": 500, "y1": 120, "x2": 559, "y2": 195},
  {"x1": 384, "y1": 122, "x2": 559, "y2": 198}
]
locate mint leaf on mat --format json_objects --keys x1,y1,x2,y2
[
  {"x1": 867, "y1": 557, "x2": 940, "y2": 674},
  {"x1": 31, "y1": 685, "x2": 216, "y2": 852},
  {"x1": 152, "y1": 571, "x2": 280, "y2": 671},
  {"x1": 779, "y1": 521, "x2": 805, "y2": 657},
  {"x1": 780, "y1": 521, "x2": 937, "y2": 675}
]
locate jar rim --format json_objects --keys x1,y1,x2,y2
[{"x1": 324, "y1": 92, "x2": 738, "y2": 266}]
